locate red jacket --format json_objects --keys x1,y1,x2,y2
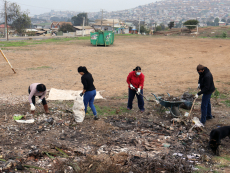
[{"x1": 127, "y1": 71, "x2": 145, "y2": 89}]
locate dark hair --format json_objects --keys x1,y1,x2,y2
[
  {"x1": 36, "y1": 84, "x2": 46, "y2": 92},
  {"x1": 133, "y1": 66, "x2": 141, "y2": 71},
  {"x1": 78, "y1": 66, "x2": 89, "y2": 74},
  {"x1": 197, "y1": 64, "x2": 205, "y2": 71}
]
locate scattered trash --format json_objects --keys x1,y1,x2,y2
[
  {"x1": 13, "y1": 114, "x2": 24, "y2": 120},
  {"x1": 15, "y1": 119, "x2": 35, "y2": 123},
  {"x1": 162, "y1": 143, "x2": 170, "y2": 147},
  {"x1": 192, "y1": 117, "x2": 204, "y2": 127},
  {"x1": 184, "y1": 112, "x2": 189, "y2": 117},
  {"x1": 173, "y1": 153, "x2": 183, "y2": 157},
  {"x1": 47, "y1": 117, "x2": 54, "y2": 125}
]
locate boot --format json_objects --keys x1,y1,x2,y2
[
  {"x1": 43, "y1": 104, "x2": 50, "y2": 114},
  {"x1": 31, "y1": 110, "x2": 35, "y2": 115}
]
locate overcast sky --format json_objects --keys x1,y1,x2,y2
[{"x1": 1, "y1": 0, "x2": 158, "y2": 16}]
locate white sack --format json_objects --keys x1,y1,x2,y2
[
  {"x1": 47, "y1": 88, "x2": 104, "y2": 100},
  {"x1": 72, "y1": 95, "x2": 85, "y2": 122}
]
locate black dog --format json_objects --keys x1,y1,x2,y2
[{"x1": 209, "y1": 126, "x2": 230, "y2": 155}]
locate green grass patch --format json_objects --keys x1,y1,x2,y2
[
  {"x1": 111, "y1": 95, "x2": 128, "y2": 99},
  {"x1": 194, "y1": 165, "x2": 210, "y2": 172},
  {"x1": 77, "y1": 36, "x2": 90, "y2": 40},
  {"x1": 0, "y1": 37, "x2": 77, "y2": 47},
  {"x1": 221, "y1": 100, "x2": 230, "y2": 107},
  {"x1": 86, "y1": 105, "x2": 129, "y2": 117},
  {"x1": 27, "y1": 66, "x2": 52, "y2": 70}
]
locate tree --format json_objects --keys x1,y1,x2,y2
[
  {"x1": 71, "y1": 13, "x2": 88, "y2": 26},
  {"x1": 160, "y1": 23, "x2": 165, "y2": 30},
  {"x1": 140, "y1": 25, "x2": 145, "y2": 34},
  {"x1": 11, "y1": 13, "x2": 31, "y2": 35},
  {"x1": 214, "y1": 18, "x2": 219, "y2": 26},
  {"x1": 0, "y1": 2, "x2": 21, "y2": 22},
  {"x1": 227, "y1": 18, "x2": 230, "y2": 24},
  {"x1": 156, "y1": 26, "x2": 162, "y2": 31},
  {"x1": 183, "y1": 20, "x2": 199, "y2": 32},
  {"x1": 58, "y1": 24, "x2": 75, "y2": 33},
  {"x1": 207, "y1": 21, "x2": 215, "y2": 26},
  {"x1": 221, "y1": 18, "x2": 226, "y2": 22},
  {"x1": 168, "y1": 22, "x2": 174, "y2": 29}
]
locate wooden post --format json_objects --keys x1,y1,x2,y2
[
  {"x1": 196, "y1": 25, "x2": 198, "y2": 37},
  {"x1": 0, "y1": 49, "x2": 16, "y2": 73}
]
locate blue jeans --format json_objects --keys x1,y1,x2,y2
[
  {"x1": 200, "y1": 93, "x2": 212, "y2": 124},
  {"x1": 127, "y1": 88, "x2": 145, "y2": 111},
  {"x1": 83, "y1": 90, "x2": 97, "y2": 116}
]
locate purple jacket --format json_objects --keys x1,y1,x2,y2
[{"x1": 28, "y1": 83, "x2": 46, "y2": 103}]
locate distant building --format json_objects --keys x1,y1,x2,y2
[
  {"x1": 51, "y1": 22, "x2": 73, "y2": 29},
  {"x1": 218, "y1": 22, "x2": 226, "y2": 26},
  {"x1": 0, "y1": 24, "x2": 11, "y2": 35},
  {"x1": 74, "y1": 26, "x2": 94, "y2": 36}
]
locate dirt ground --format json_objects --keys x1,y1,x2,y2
[
  {"x1": 1, "y1": 35, "x2": 230, "y2": 98},
  {"x1": 0, "y1": 35, "x2": 230, "y2": 172}
]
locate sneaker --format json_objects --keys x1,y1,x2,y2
[
  {"x1": 140, "y1": 110, "x2": 145, "y2": 113},
  {"x1": 207, "y1": 116, "x2": 215, "y2": 120},
  {"x1": 94, "y1": 115, "x2": 99, "y2": 120}
]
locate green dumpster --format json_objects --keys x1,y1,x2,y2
[{"x1": 90, "y1": 31, "x2": 114, "y2": 46}]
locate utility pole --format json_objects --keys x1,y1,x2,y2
[
  {"x1": 138, "y1": 17, "x2": 140, "y2": 34},
  {"x1": 101, "y1": 9, "x2": 103, "y2": 30},
  {"x1": 82, "y1": 17, "x2": 85, "y2": 37},
  {"x1": 5, "y1": 1, "x2": 8, "y2": 41}
]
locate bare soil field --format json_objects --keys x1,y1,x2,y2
[
  {"x1": 1, "y1": 35, "x2": 230, "y2": 98},
  {"x1": 0, "y1": 35, "x2": 230, "y2": 172}
]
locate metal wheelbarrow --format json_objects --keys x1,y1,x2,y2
[{"x1": 152, "y1": 93, "x2": 188, "y2": 117}]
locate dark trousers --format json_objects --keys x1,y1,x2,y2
[
  {"x1": 200, "y1": 93, "x2": 212, "y2": 124},
  {"x1": 28, "y1": 87, "x2": 47, "y2": 105},
  {"x1": 127, "y1": 88, "x2": 145, "y2": 111}
]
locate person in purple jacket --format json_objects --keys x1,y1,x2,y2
[{"x1": 28, "y1": 83, "x2": 49, "y2": 115}]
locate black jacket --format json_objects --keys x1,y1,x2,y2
[
  {"x1": 198, "y1": 67, "x2": 215, "y2": 95},
  {"x1": 81, "y1": 73, "x2": 96, "y2": 91}
]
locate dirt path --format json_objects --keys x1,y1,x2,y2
[{"x1": 0, "y1": 36, "x2": 230, "y2": 98}]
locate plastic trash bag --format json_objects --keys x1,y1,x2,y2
[{"x1": 72, "y1": 95, "x2": 85, "y2": 122}]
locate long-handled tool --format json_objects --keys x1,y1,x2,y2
[
  {"x1": 188, "y1": 98, "x2": 197, "y2": 118},
  {"x1": 130, "y1": 84, "x2": 149, "y2": 101},
  {"x1": 0, "y1": 48, "x2": 16, "y2": 74}
]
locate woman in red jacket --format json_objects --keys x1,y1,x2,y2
[{"x1": 126, "y1": 66, "x2": 145, "y2": 112}]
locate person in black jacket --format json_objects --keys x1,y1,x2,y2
[
  {"x1": 194, "y1": 64, "x2": 215, "y2": 125},
  {"x1": 78, "y1": 66, "x2": 99, "y2": 120}
]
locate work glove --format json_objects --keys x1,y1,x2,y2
[
  {"x1": 80, "y1": 92, "x2": 84, "y2": 97},
  {"x1": 130, "y1": 84, "x2": 135, "y2": 90},
  {"x1": 194, "y1": 94, "x2": 198, "y2": 99},
  {"x1": 30, "y1": 103, "x2": 35, "y2": 111},
  {"x1": 36, "y1": 99, "x2": 42, "y2": 104},
  {"x1": 197, "y1": 84, "x2": 200, "y2": 89},
  {"x1": 136, "y1": 88, "x2": 141, "y2": 95}
]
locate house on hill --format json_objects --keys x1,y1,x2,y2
[
  {"x1": 219, "y1": 22, "x2": 226, "y2": 26},
  {"x1": 0, "y1": 24, "x2": 11, "y2": 35},
  {"x1": 74, "y1": 26, "x2": 94, "y2": 36},
  {"x1": 51, "y1": 22, "x2": 73, "y2": 29}
]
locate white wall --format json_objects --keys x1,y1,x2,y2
[{"x1": 76, "y1": 29, "x2": 94, "y2": 36}]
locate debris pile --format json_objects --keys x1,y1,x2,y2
[{"x1": 0, "y1": 98, "x2": 220, "y2": 172}]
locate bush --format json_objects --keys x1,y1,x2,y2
[{"x1": 221, "y1": 32, "x2": 227, "y2": 38}]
